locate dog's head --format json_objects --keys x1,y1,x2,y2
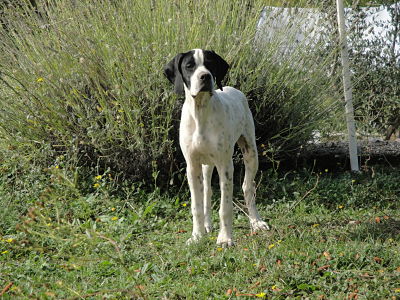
[{"x1": 163, "y1": 49, "x2": 229, "y2": 97}]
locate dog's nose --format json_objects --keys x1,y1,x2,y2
[{"x1": 199, "y1": 72, "x2": 212, "y2": 82}]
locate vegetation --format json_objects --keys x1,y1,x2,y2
[
  {"x1": 347, "y1": 2, "x2": 400, "y2": 138},
  {"x1": 1, "y1": 165, "x2": 399, "y2": 298},
  {"x1": 0, "y1": 0, "x2": 340, "y2": 183},
  {"x1": 261, "y1": 0, "x2": 397, "y2": 7},
  {"x1": 0, "y1": 0, "x2": 399, "y2": 299}
]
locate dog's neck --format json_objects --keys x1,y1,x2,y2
[{"x1": 184, "y1": 91, "x2": 214, "y2": 134}]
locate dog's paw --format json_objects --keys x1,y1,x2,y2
[
  {"x1": 216, "y1": 233, "x2": 234, "y2": 247},
  {"x1": 250, "y1": 219, "x2": 270, "y2": 232},
  {"x1": 216, "y1": 238, "x2": 234, "y2": 248},
  {"x1": 186, "y1": 234, "x2": 202, "y2": 245},
  {"x1": 205, "y1": 224, "x2": 213, "y2": 233}
]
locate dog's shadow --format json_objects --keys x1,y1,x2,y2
[{"x1": 348, "y1": 217, "x2": 400, "y2": 241}]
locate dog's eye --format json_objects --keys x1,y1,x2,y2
[{"x1": 186, "y1": 62, "x2": 195, "y2": 69}]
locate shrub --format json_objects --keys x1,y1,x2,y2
[
  {"x1": 0, "y1": 0, "x2": 339, "y2": 186},
  {"x1": 347, "y1": 3, "x2": 400, "y2": 138}
]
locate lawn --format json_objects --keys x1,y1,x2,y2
[{"x1": 1, "y1": 167, "x2": 399, "y2": 299}]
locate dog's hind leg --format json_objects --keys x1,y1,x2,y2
[
  {"x1": 238, "y1": 134, "x2": 270, "y2": 232},
  {"x1": 202, "y1": 164, "x2": 214, "y2": 233}
]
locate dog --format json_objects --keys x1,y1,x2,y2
[{"x1": 164, "y1": 49, "x2": 269, "y2": 247}]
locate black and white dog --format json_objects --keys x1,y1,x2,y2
[{"x1": 164, "y1": 49, "x2": 268, "y2": 247}]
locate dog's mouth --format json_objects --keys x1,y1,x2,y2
[
  {"x1": 191, "y1": 81, "x2": 213, "y2": 99},
  {"x1": 191, "y1": 91, "x2": 213, "y2": 99}
]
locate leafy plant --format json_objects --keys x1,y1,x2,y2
[
  {"x1": 347, "y1": 2, "x2": 400, "y2": 138},
  {"x1": 0, "y1": 0, "x2": 340, "y2": 185}
]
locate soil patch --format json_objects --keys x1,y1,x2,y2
[{"x1": 297, "y1": 140, "x2": 400, "y2": 170}]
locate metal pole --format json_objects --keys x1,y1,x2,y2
[{"x1": 336, "y1": 0, "x2": 360, "y2": 172}]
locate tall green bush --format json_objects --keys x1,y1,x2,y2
[
  {"x1": 0, "y1": 0, "x2": 339, "y2": 185},
  {"x1": 347, "y1": 3, "x2": 400, "y2": 138}
]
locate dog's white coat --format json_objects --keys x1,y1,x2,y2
[
  {"x1": 180, "y1": 49, "x2": 269, "y2": 246},
  {"x1": 188, "y1": 49, "x2": 210, "y2": 97}
]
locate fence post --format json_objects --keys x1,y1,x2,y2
[{"x1": 336, "y1": 0, "x2": 360, "y2": 172}]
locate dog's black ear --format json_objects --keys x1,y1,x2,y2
[
  {"x1": 163, "y1": 53, "x2": 185, "y2": 95},
  {"x1": 205, "y1": 50, "x2": 229, "y2": 91}
]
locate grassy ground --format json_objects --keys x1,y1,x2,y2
[{"x1": 1, "y1": 166, "x2": 399, "y2": 299}]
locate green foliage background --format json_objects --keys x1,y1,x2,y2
[
  {"x1": 0, "y1": 0, "x2": 339, "y2": 184},
  {"x1": 347, "y1": 2, "x2": 400, "y2": 137}
]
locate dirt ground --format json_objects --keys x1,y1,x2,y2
[{"x1": 298, "y1": 140, "x2": 400, "y2": 170}]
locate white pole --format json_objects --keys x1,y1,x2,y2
[{"x1": 336, "y1": 0, "x2": 360, "y2": 172}]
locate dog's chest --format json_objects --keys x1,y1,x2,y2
[
  {"x1": 180, "y1": 117, "x2": 228, "y2": 160},
  {"x1": 191, "y1": 131, "x2": 218, "y2": 152},
  {"x1": 179, "y1": 93, "x2": 245, "y2": 163}
]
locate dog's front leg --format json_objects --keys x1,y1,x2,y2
[
  {"x1": 202, "y1": 164, "x2": 214, "y2": 233},
  {"x1": 186, "y1": 161, "x2": 205, "y2": 244},
  {"x1": 216, "y1": 160, "x2": 234, "y2": 247}
]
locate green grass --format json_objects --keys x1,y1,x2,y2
[{"x1": 1, "y1": 167, "x2": 399, "y2": 299}]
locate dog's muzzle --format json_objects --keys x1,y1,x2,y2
[
  {"x1": 198, "y1": 72, "x2": 213, "y2": 92},
  {"x1": 191, "y1": 71, "x2": 214, "y2": 98}
]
